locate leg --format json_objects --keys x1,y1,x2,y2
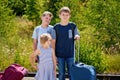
[
  {"x1": 57, "y1": 57, "x2": 65, "y2": 80},
  {"x1": 66, "y1": 57, "x2": 74, "y2": 80}
]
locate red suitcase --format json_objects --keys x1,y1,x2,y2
[{"x1": 1, "y1": 63, "x2": 28, "y2": 80}]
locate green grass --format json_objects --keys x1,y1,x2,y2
[{"x1": 106, "y1": 54, "x2": 120, "y2": 74}]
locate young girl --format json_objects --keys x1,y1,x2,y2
[{"x1": 30, "y1": 33, "x2": 56, "y2": 80}]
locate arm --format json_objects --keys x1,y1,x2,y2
[
  {"x1": 52, "y1": 49, "x2": 57, "y2": 77},
  {"x1": 51, "y1": 39, "x2": 56, "y2": 50},
  {"x1": 32, "y1": 28, "x2": 39, "y2": 62},
  {"x1": 33, "y1": 39, "x2": 37, "y2": 51},
  {"x1": 32, "y1": 27, "x2": 38, "y2": 51},
  {"x1": 51, "y1": 28, "x2": 56, "y2": 50},
  {"x1": 30, "y1": 49, "x2": 40, "y2": 70}
]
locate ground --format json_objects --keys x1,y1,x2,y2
[{"x1": 22, "y1": 77, "x2": 69, "y2": 80}]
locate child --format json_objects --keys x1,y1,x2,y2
[
  {"x1": 30, "y1": 33, "x2": 57, "y2": 80},
  {"x1": 32, "y1": 11, "x2": 54, "y2": 51},
  {"x1": 52, "y1": 7, "x2": 80, "y2": 80},
  {"x1": 32, "y1": 11, "x2": 54, "y2": 62}
]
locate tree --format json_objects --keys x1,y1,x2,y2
[
  {"x1": 25, "y1": 0, "x2": 45, "y2": 25},
  {"x1": 0, "y1": 0, "x2": 14, "y2": 38},
  {"x1": 7, "y1": 0, "x2": 27, "y2": 16},
  {"x1": 83, "y1": 0, "x2": 120, "y2": 53},
  {"x1": 45, "y1": 0, "x2": 82, "y2": 25}
]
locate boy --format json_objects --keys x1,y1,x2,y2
[
  {"x1": 52, "y1": 7, "x2": 80, "y2": 80},
  {"x1": 32, "y1": 11, "x2": 54, "y2": 62},
  {"x1": 32, "y1": 11, "x2": 54, "y2": 51}
]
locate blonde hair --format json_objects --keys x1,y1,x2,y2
[
  {"x1": 59, "y1": 7, "x2": 71, "y2": 14},
  {"x1": 40, "y1": 33, "x2": 52, "y2": 44},
  {"x1": 42, "y1": 11, "x2": 53, "y2": 18}
]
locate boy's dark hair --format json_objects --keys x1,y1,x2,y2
[{"x1": 59, "y1": 7, "x2": 71, "y2": 14}]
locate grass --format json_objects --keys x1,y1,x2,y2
[{"x1": 106, "y1": 54, "x2": 120, "y2": 74}]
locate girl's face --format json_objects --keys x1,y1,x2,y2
[
  {"x1": 44, "y1": 39, "x2": 52, "y2": 47},
  {"x1": 47, "y1": 39, "x2": 52, "y2": 45},
  {"x1": 59, "y1": 12, "x2": 70, "y2": 22}
]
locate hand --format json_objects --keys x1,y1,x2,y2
[
  {"x1": 56, "y1": 57, "x2": 58, "y2": 64},
  {"x1": 32, "y1": 65, "x2": 38, "y2": 70},
  {"x1": 74, "y1": 35, "x2": 80, "y2": 40},
  {"x1": 54, "y1": 71, "x2": 57, "y2": 78}
]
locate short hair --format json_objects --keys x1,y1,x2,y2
[
  {"x1": 40, "y1": 33, "x2": 52, "y2": 44},
  {"x1": 42, "y1": 11, "x2": 53, "y2": 18},
  {"x1": 59, "y1": 7, "x2": 71, "y2": 14}
]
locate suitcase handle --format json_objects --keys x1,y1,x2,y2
[
  {"x1": 77, "y1": 63, "x2": 84, "y2": 66},
  {"x1": 74, "y1": 40, "x2": 80, "y2": 63}
]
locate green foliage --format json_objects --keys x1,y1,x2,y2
[
  {"x1": 0, "y1": 15, "x2": 33, "y2": 71},
  {"x1": 0, "y1": 17, "x2": 33, "y2": 70},
  {"x1": 107, "y1": 54, "x2": 120, "y2": 73},
  {"x1": 25, "y1": 0, "x2": 45, "y2": 25},
  {"x1": 0, "y1": 0, "x2": 14, "y2": 38},
  {"x1": 84, "y1": 0, "x2": 120, "y2": 54},
  {"x1": 77, "y1": 42, "x2": 108, "y2": 73},
  {"x1": 15, "y1": 17, "x2": 34, "y2": 38},
  {"x1": 7, "y1": 0, "x2": 27, "y2": 15},
  {"x1": 76, "y1": 27, "x2": 108, "y2": 73},
  {"x1": 0, "y1": 37, "x2": 32, "y2": 71}
]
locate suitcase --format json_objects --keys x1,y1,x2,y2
[
  {"x1": 71, "y1": 41, "x2": 96, "y2": 80},
  {"x1": 0, "y1": 73, "x2": 3, "y2": 80},
  {"x1": 1, "y1": 63, "x2": 28, "y2": 80},
  {"x1": 71, "y1": 63, "x2": 96, "y2": 80}
]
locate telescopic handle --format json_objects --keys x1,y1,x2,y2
[{"x1": 74, "y1": 40, "x2": 80, "y2": 63}]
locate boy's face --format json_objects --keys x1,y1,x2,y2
[
  {"x1": 41, "y1": 15, "x2": 52, "y2": 25},
  {"x1": 59, "y1": 12, "x2": 70, "y2": 22}
]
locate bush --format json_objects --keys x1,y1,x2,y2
[
  {"x1": 75, "y1": 40, "x2": 108, "y2": 73},
  {"x1": 106, "y1": 54, "x2": 120, "y2": 73},
  {"x1": 0, "y1": 17, "x2": 33, "y2": 72},
  {"x1": 75, "y1": 27, "x2": 108, "y2": 73}
]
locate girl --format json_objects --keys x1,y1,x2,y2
[{"x1": 30, "y1": 33, "x2": 56, "y2": 80}]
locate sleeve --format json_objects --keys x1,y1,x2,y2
[
  {"x1": 74, "y1": 26, "x2": 80, "y2": 36},
  {"x1": 74, "y1": 23, "x2": 80, "y2": 36},
  {"x1": 51, "y1": 28, "x2": 56, "y2": 39},
  {"x1": 70, "y1": 22, "x2": 80, "y2": 36},
  {"x1": 32, "y1": 28, "x2": 37, "y2": 39}
]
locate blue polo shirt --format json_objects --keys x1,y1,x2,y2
[{"x1": 53, "y1": 22, "x2": 79, "y2": 58}]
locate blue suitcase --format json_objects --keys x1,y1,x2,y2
[
  {"x1": 71, "y1": 63, "x2": 96, "y2": 80},
  {"x1": 71, "y1": 41, "x2": 96, "y2": 80}
]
